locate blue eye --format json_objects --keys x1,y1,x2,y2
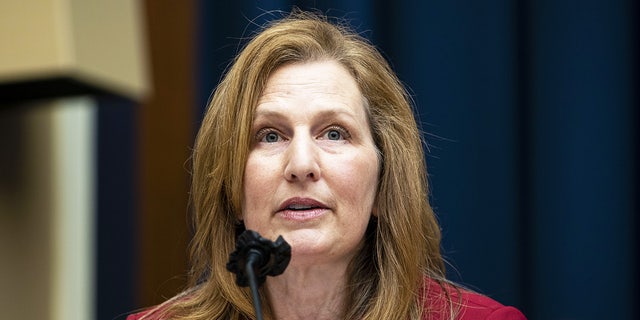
[
  {"x1": 322, "y1": 126, "x2": 349, "y2": 141},
  {"x1": 256, "y1": 128, "x2": 282, "y2": 143},
  {"x1": 264, "y1": 132, "x2": 279, "y2": 143},
  {"x1": 327, "y1": 129, "x2": 342, "y2": 140}
]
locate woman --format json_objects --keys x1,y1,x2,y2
[{"x1": 129, "y1": 11, "x2": 526, "y2": 320}]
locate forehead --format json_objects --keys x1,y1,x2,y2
[{"x1": 258, "y1": 60, "x2": 362, "y2": 105}]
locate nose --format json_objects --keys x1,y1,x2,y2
[{"x1": 283, "y1": 135, "x2": 321, "y2": 182}]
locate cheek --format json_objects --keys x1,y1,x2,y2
[
  {"x1": 242, "y1": 154, "x2": 281, "y2": 221},
  {"x1": 335, "y1": 157, "x2": 379, "y2": 208},
  {"x1": 242, "y1": 156, "x2": 265, "y2": 218}
]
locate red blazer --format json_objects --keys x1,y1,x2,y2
[
  {"x1": 127, "y1": 280, "x2": 526, "y2": 320},
  {"x1": 422, "y1": 279, "x2": 527, "y2": 320}
]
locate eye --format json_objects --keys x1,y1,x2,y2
[
  {"x1": 264, "y1": 132, "x2": 279, "y2": 142},
  {"x1": 321, "y1": 126, "x2": 350, "y2": 141},
  {"x1": 256, "y1": 128, "x2": 283, "y2": 143},
  {"x1": 327, "y1": 129, "x2": 342, "y2": 140}
]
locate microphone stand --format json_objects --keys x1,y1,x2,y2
[{"x1": 227, "y1": 230, "x2": 291, "y2": 320}]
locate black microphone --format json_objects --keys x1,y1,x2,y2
[{"x1": 226, "y1": 230, "x2": 291, "y2": 320}]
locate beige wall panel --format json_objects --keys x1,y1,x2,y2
[
  {"x1": 0, "y1": 0, "x2": 148, "y2": 100},
  {"x1": 0, "y1": 98, "x2": 96, "y2": 320},
  {"x1": 0, "y1": 104, "x2": 55, "y2": 320},
  {"x1": 0, "y1": 0, "x2": 66, "y2": 74}
]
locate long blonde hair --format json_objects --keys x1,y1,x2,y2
[{"x1": 148, "y1": 10, "x2": 448, "y2": 320}]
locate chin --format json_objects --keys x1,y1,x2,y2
[
  {"x1": 284, "y1": 230, "x2": 332, "y2": 255},
  {"x1": 286, "y1": 231, "x2": 355, "y2": 266}
]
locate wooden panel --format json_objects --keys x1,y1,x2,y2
[{"x1": 137, "y1": 0, "x2": 195, "y2": 308}]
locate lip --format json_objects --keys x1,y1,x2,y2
[{"x1": 276, "y1": 197, "x2": 329, "y2": 221}]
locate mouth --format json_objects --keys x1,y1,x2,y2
[
  {"x1": 278, "y1": 197, "x2": 328, "y2": 211},
  {"x1": 276, "y1": 197, "x2": 329, "y2": 220}
]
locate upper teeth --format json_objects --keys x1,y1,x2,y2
[{"x1": 288, "y1": 204, "x2": 312, "y2": 210}]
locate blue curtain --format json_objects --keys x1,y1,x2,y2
[
  {"x1": 526, "y1": 1, "x2": 637, "y2": 319},
  {"x1": 195, "y1": 1, "x2": 638, "y2": 319}
]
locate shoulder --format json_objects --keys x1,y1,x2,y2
[
  {"x1": 423, "y1": 278, "x2": 527, "y2": 320},
  {"x1": 126, "y1": 286, "x2": 199, "y2": 320},
  {"x1": 126, "y1": 310, "x2": 146, "y2": 320},
  {"x1": 125, "y1": 299, "x2": 175, "y2": 320},
  {"x1": 455, "y1": 291, "x2": 526, "y2": 320},
  {"x1": 126, "y1": 309, "x2": 156, "y2": 320}
]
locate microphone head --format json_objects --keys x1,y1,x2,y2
[{"x1": 226, "y1": 230, "x2": 291, "y2": 287}]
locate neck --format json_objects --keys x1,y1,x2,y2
[{"x1": 265, "y1": 261, "x2": 349, "y2": 320}]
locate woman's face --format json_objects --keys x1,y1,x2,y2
[{"x1": 242, "y1": 60, "x2": 380, "y2": 267}]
